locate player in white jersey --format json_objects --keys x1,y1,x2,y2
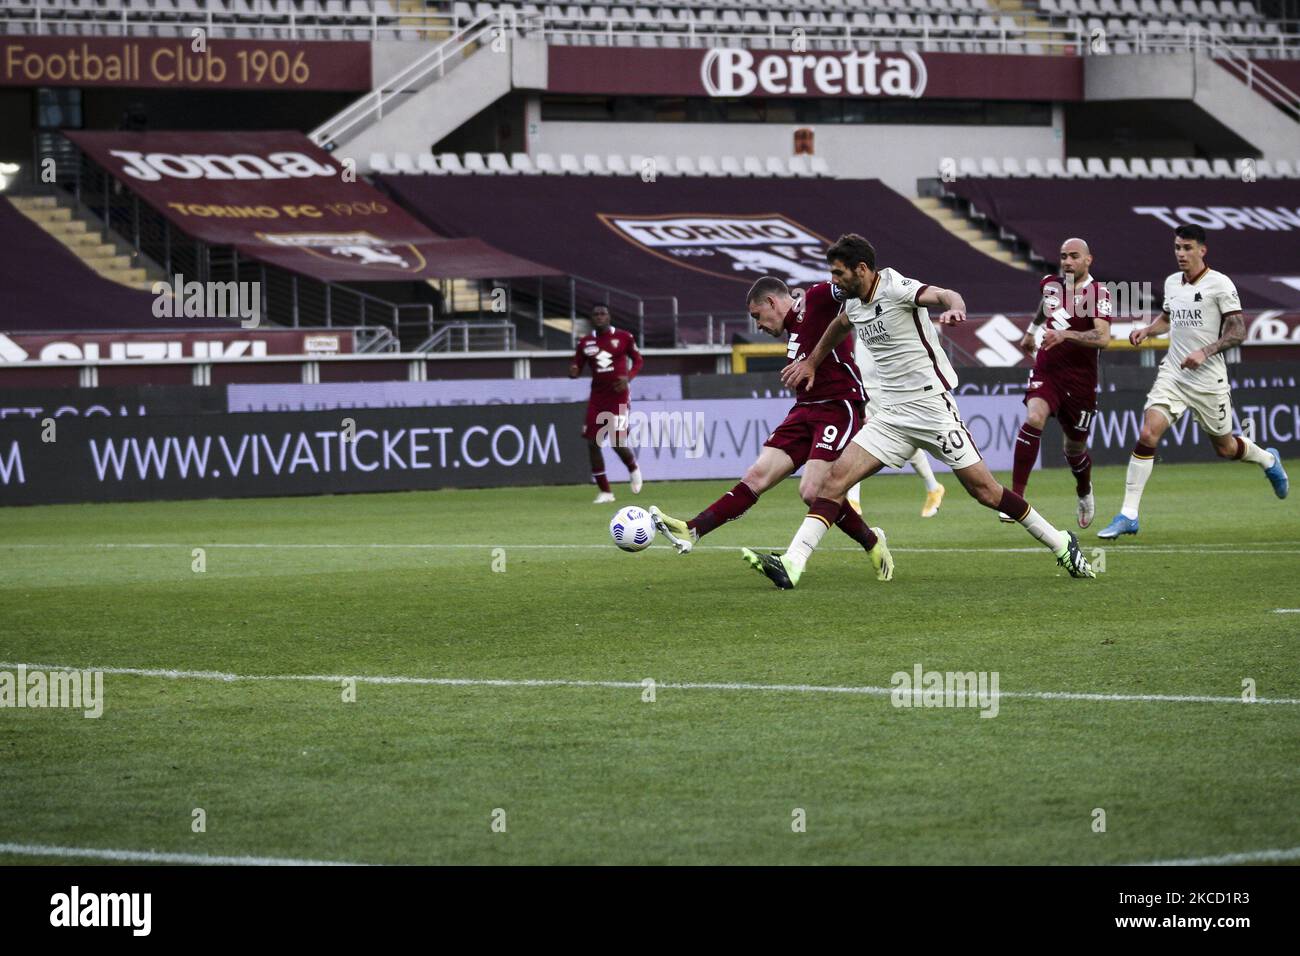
[
  {"x1": 742, "y1": 233, "x2": 1094, "y2": 588},
  {"x1": 1097, "y1": 224, "x2": 1288, "y2": 538},
  {"x1": 846, "y1": 334, "x2": 947, "y2": 518}
]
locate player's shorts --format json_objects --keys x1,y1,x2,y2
[
  {"x1": 1144, "y1": 367, "x2": 1234, "y2": 437},
  {"x1": 1025, "y1": 376, "x2": 1097, "y2": 443},
  {"x1": 764, "y1": 399, "x2": 864, "y2": 468},
  {"x1": 852, "y1": 392, "x2": 982, "y2": 470},
  {"x1": 583, "y1": 392, "x2": 630, "y2": 443}
]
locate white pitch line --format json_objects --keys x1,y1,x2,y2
[
  {"x1": 0, "y1": 841, "x2": 367, "y2": 866},
  {"x1": 2, "y1": 542, "x2": 1298, "y2": 555},
  {"x1": 1127, "y1": 845, "x2": 1300, "y2": 866},
  {"x1": 1275, "y1": 609, "x2": 1300, "y2": 614},
  {"x1": 3, "y1": 661, "x2": 1298, "y2": 707}
]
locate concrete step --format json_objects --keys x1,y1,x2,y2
[
  {"x1": 9, "y1": 194, "x2": 58, "y2": 210},
  {"x1": 95, "y1": 265, "x2": 148, "y2": 285}
]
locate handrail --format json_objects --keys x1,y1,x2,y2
[
  {"x1": 309, "y1": 15, "x2": 495, "y2": 149},
  {"x1": 1205, "y1": 32, "x2": 1300, "y2": 121}
]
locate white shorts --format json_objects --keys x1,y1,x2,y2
[
  {"x1": 851, "y1": 392, "x2": 982, "y2": 470},
  {"x1": 1144, "y1": 368, "x2": 1234, "y2": 437}
]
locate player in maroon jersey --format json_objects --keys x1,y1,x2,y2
[
  {"x1": 569, "y1": 304, "x2": 644, "y2": 503},
  {"x1": 648, "y1": 276, "x2": 893, "y2": 581},
  {"x1": 1008, "y1": 237, "x2": 1113, "y2": 528}
]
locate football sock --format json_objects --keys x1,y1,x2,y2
[
  {"x1": 997, "y1": 488, "x2": 1066, "y2": 553},
  {"x1": 1234, "y1": 436, "x2": 1274, "y2": 469},
  {"x1": 592, "y1": 469, "x2": 611, "y2": 494},
  {"x1": 908, "y1": 449, "x2": 941, "y2": 492},
  {"x1": 1121, "y1": 442, "x2": 1156, "y2": 519},
  {"x1": 784, "y1": 497, "x2": 839, "y2": 572},
  {"x1": 1065, "y1": 449, "x2": 1093, "y2": 497},
  {"x1": 689, "y1": 481, "x2": 758, "y2": 536},
  {"x1": 834, "y1": 502, "x2": 879, "y2": 551},
  {"x1": 1012, "y1": 423, "x2": 1042, "y2": 496},
  {"x1": 615, "y1": 448, "x2": 638, "y2": 472}
]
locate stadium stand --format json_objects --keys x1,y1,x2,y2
[
  {"x1": 943, "y1": 176, "x2": 1300, "y2": 308},
  {"x1": 366, "y1": 150, "x2": 833, "y2": 176},
  {"x1": 2, "y1": 1, "x2": 1296, "y2": 56},
  {"x1": 951, "y1": 156, "x2": 1300, "y2": 177},
  {"x1": 0, "y1": 195, "x2": 219, "y2": 331}
]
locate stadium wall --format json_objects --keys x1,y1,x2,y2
[{"x1": 531, "y1": 119, "x2": 1065, "y2": 196}]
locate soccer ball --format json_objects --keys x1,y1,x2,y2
[{"x1": 610, "y1": 506, "x2": 655, "y2": 552}]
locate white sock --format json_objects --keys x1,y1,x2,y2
[
  {"x1": 1121, "y1": 453, "x2": 1154, "y2": 520},
  {"x1": 1236, "y1": 436, "x2": 1274, "y2": 468},
  {"x1": 847, "y1": 483, "x2": 860, "y2": 505},
  {"x1": 909, "y1": 450, "x2": 940, "y2": 492},
  {"x1": 784, "y1": 513, "x2": 832, "y2": 572},
  {"x1": 1019, "y1": 507, "x2": 1066, "y2": 554}
]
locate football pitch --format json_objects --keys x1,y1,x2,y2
[{"x1": 2, "y1": 462, "x2": 1297, "y2": 866}]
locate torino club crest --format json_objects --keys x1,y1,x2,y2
[
  {"x1": 254, "y1": 231, "x2": 424, "y2": 272},
  {"x1": 597, "y1": 213, "x2": 832, "y2": 286}
]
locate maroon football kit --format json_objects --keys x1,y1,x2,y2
[
  {"x1": 764, "y1": 280, "x2": 866, "y2": 465},
  {"x1": 573, "y1": 325, "x2": 643, "y2": 441},
  {"x1": 1025, "y1": 274, "x2": 1112, "y2": 442}
]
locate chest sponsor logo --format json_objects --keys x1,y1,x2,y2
[{"x1": 597, "y1": 213, "x2": 831, "y2": 286}]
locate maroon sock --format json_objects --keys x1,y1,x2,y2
[
  {"x1": 1065, "y1": 450, "x2": 1092, "y2": 496},
  {"x1": 1132, "y1": 442, "x2": 1156, "y2": 460},
  {"x1": 834, "y1": 501, "x2": 879, "y2": 551},
  {"x1": 688, "y1": 481, "x2": 759, "y2": 536},
  {"x1": 996, "y1": 487, "x2": 1030, "y2": 521},
  {"x1": 592, "y1": 469, "x2": 611, "y2": 493},
  {"x1": 616, "y1": 448, "x2": 638, "y2": 473},
  {"x1": 1012, "y1": 423, "x2": 1042, "y2": 496}
]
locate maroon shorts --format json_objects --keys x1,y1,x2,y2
[
  {"x1": 583, "y1": 391, "x2": 630, "y2": 443},
  {"x1": 1025, "y1": 377, "x2": 1096, "y2": 442},
  {"x1": 764, "y1": 399, "x2": 864, "y2": 468}
]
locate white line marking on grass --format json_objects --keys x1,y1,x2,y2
[
  {"x1": 1127, "y1": 846, "x2": 1300, "y2": 866},
  {"x1": 0, "y1": 842, "x2": 367, "y2": 866},
  {"x1": 3, "y1": 543, "x2": 1298, "y2": 556},
  {"x1": 3, "y1": 661, "x2": 1298, "y2": 707},
  {"x1": 1274, "y1": 609, "x2": 1300, "y2": 614}
]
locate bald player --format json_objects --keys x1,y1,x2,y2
[{"x1": 1010, "y1": 237, "x2": 1112, "y2": 528}]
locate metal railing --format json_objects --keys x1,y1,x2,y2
[
  {"x1": 416, "y1": 320, "x2": 517, "y2": 352},
  {"x1": 1205, "y1": 32, "x2": 1300, "y2": 119},
  {"x1": 309, "y1": 15, "x2": 494, "y2": 149}
]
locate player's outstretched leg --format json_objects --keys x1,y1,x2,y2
[
  {"x1": 614, "y1": 446, "x2": 642, "y2": 494},
  {"x1": 955, "y1": 462, "x2": 1094, "y2": 578},
  {"x1": 649, "y1": 506, "x2": 696, "y2": 555},
  {"x1": 1219, "y1": 434, "x2": 1288, "y2": 500},
  {"x1": 909, "y1": 450, "x2": 945, "y2": 517}
]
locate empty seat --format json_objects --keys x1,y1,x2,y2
[
  {"x1": 510, "y1": 152, "x2": 540, "y2": 175},
  {"x1": 1149, "y1": 157, "x2": 1175, "y2": 177},
  {"x1": 742, "y1": 156, "x2": 765, "y2": 176},
  {"x1": 788, "y1": 156, "x2": 815, "y2": 177},
  {"x1": 582, "y1": 154, "x2": 605, "y2": 174},
  {"x1": 1189, "y1": 158, "x2": 1215, "y2": 178},
  {"x1": 1210, "y1": 158, "x2": 1236, "y2": 178},
  {"x1": 674, "y1": 155, "x2": 701, "y2": 176},
  {"x1": 809, "y1": 156, "x2": 831, "y2": 177},
  {"x1": 698, "y1": 155, "x2": 725, "y2": 177},
  {"x1": 1023, "y1": 157, "x2": 1047, "y2": 177},
  {"x1": 558, "y1": 153, "x2": 587, "y2": 175},
  {"x1": 438, "y1": 153, "x2": 469, "y2": 175},
  {"x1": 959, "y1": 157, "x2": 982, "y2": 178},
  {"x1": 652, "y1": 155, "x2": 681, "y2": 177},
  {"x1": 1128, "y1": 157, "x2": 1156, "y2": 178},
  {"x1": 1108, "y1": 157, "x2": 1134, "y2": 178},
  {"x1": 605, "y1": 154, "x2": 630, "y2": 175},
  {"x1": 1275, "y1": 159, "x2": 1298, "y2": 178},
  {"x1": 416, "y1": 153, "x2": 443, "y2": 175},
  {"x1": 1001, "y1": 157, "x2": 1028, "y2": 177},
  {"x1": 1254, "y1": 158, "x2": 1276, "y2": 178},
  {"x1": 1044, "y1": 157, "x2": 1070, "y2": 177},
  {"x1": 392, "y1": 152, "x2": 418, "y2": 174},
  {"x1": 486, "y1": 152, "x2": 516, "y2": 175},
  {"x1": 720, "y1": 156, "x2": 745, "y2": 177},
  {"x1": 1169, "y1": 158, "x2": 1196, "y2": 178},
  {"x1": 979, "y1": 157, "x2": 1002, "y2": 176},
  {"x1": 1086, "y1": 157, "x2": 1113, "y2": 178},
  {"x1": 1065, "y1": 157, "x2": 1089, "y2": 177},
  {"x1": 534, "y1": 152, "x2": 560, "y2": 174},
  {"x1": 765, "y1": 156, "x2": 794, "y2": 178},
  {"x1": 368, "y1": 152, "x2": 395, "y2": 174},
  {"x1": 463, "y1": 152, "x2": 490, "y2": 174}
]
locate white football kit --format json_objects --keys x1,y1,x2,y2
[
  {"x1": 845, "y1": 268, "x2": 980, "y2": 470},
  {"x1": 1145, "y1": 267, "x2": 1241, "y2": 437}
]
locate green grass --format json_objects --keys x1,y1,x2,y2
[{"x1": 1, "y1": 462, "x2": 1297, "y2": 865}]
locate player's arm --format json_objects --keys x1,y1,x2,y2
[
  {"x1": 568, "y1": 342, "x2": 585, "y2": 378},
  {"x1": 915, "y1": 285, "x2": 966, "y2": 325},
  {"x1": 1019, "y1": 300, "x2": 1048, "y2": 356},
  {"x1": 1042, "y1": 316, "x2": 1112, "y2": 352},
  {"x1": 1130, "y1": 312, "x2": 1171, "y2": 346},
  {"x1": 779, "y1": 309, "x2": 852, "y2": 392},
  {"x1": 1181, "y1": 310, "x2": 1244, "y2": 370},
  {"x1": 615, "y1": 339, "x2": 643, "y2": 393}
]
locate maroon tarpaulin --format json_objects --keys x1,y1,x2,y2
[
  {"x1": 947, "y1": 178, "x2": 1300, "y2": 310},
  {"x1": 380, "y1": 174, "x2": 1039, "y2": 315},
  {"x1": 65, "y1": 131, "x2": 559, "y2": 282}
]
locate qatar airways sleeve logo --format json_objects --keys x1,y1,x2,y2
[{"x1": 702, "y1": 48, "x2": 926, "y2": 99}]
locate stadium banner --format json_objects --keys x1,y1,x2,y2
[
  {"x1": 226, "y1": 375, "x2": 683, "y2": 412},
  {"x1": 64, "y1": 131, "x2": 559, "y2": 282},
  {"x1": 945, "y1": 179, "x2": 1300, "y2": 310},
  {"x1": 0, "y1": 403, "x2": 593, "y2": 505},
  {"x1": 942, "y1": 312, "x2": 1300, "y2": 368},
  {"x1": 0, "y1": 36, "x2": 371, "y2": 90},
  {"x1": 0, "y1": 328, "x2": 352, "y2": 364},
  {"x1": 628, "y1": 395, "x2": 1025, "y2": 479},
  {"x1": 547, "y1": 47, "x2": 1082, "y2": 101},
  {"x1": 0, "y1": 385, "x2": 224, "y2": 421}
]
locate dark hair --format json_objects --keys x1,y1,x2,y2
[
  {"x1": 1174, "y1": 224, "x2": 1207, "y2": 244},
  {"x1": 591, "y1": 304, "x2": 611, "y2": 316},
  {"x1": 825, "y1": 233, "x2": 876, "y2": 271},
  {"x1": 747, "y1": 275, "x2": 789, "y2": 305}
]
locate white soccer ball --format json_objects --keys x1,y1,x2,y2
[{"x1": 610, "y1": 506, "x2": 655, "y2": 553}]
